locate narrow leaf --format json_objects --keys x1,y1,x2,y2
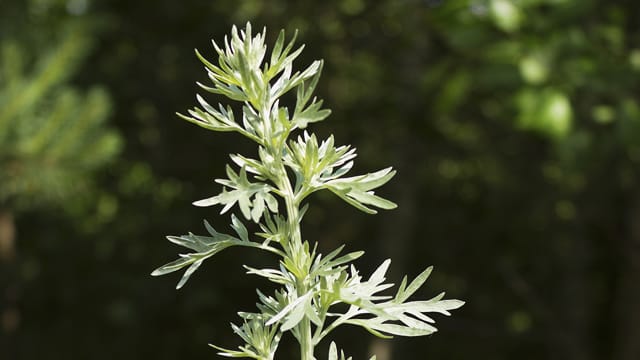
[
  {"x1": 231, "y1": 214, "x2": 249, "y2": 241},
  {"x1": 176, "y1": 259, "x2": 204, "y2": 289},
  {"x1": 396, "y1": 266, "x2": 433, "y2": 303}
]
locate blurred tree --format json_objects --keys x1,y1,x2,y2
[
  {"x1": 0, "y1": 1, "x2": 120, "y2": 357},
  {"x1": 0, "y1": 28, "x2": 120, "y2": 213}
]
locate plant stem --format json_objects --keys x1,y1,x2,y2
[
  {"x1": 278, "y1": 152, "x2": 315, "y2": 360},
  {"x1": 299, "y1": 317, "x2": 315, "y2": 360},
  {"x1": 285, "y1": 184, "x2": 315, "y2": 360}
]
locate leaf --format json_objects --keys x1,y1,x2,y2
[
  {"x1": 394, "y1": 297, "x2": 466, "y2": 315},
  {"x1": 179, "y1": 98, "x2": 242, "y2": 133},
  {"x1": 328, "y1": 342, "x2": 338, "y2": 360},
  {"x1": 346, "y1": 319, "x2": 437, "y2": 337},
  {"x1": 295, "y1": 61, "x2": 325, "y2": 115},
  {"x1": 281, "y1": 295, "x2": 308, "y2": 331},
  {"x1": 176, "y1": 259, "x2": 204, "y2": 289},
  {"x1": 210, "y1": 313, "x2": 281, "y2": 359},
  {"x1": 266, "y1": 291, "x2": 312, "y2": 328},
  {"x1": 312, "y1": 246, "x2": 365, "y2": 277},
  {"x1": 269, "y1": 30, "x2": 286, "y2": 70},
  {"x1": 284, "y1": 133, "x2": 358, "y2": 196},
  {"x1": 323, "y1": 167, "x2": 397, "y2": 214},
  {"x1": 305, "y1": 299, "x2": 323, "y2": 326},
  {"x1": 395, "y1": 266, "x2": 433, "y2": 303},
  {"x1": 369, "y1": 259, "x2": 391, "y2": 286},
  {"x1": 231, "y1": 214, "x2": 249, "y2": 241},
  {"x1": 150, "y1": 256, "x2": 193, "y2": 276},
  {"x1": 193, "y1": 166, "x2": 276, "y2": 222},
  {"x1": 230, "y1": 153, "x2": 270, "y2": 179},
  {"x1": 330, "y1": 188, "x2": 381, "y2": 214},
  {"x1": 267, "y1": 29, "x2": 301, "y2": 80},
  {"x1": 204, "y1": 219, "x2": 218, "y2": 236},
  {"x1": 244, "y1": 265, "x2": 292, "y2": 285},
  {"x1": 151, "y1": 222, "x2": 244, "y2": 289},
  {"x1": 294, "y1": 100, "x2": 331, "y2": 129},
  {"x1": 327, "y1": 342, "x2": 354, "y2": 360}
]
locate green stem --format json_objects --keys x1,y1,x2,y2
[
  {"x1": 283, "y1": 179, "x2": 315, "y2": 360},
  {"x1": 262, "y1": 80, "x2": 318, "y2": 357},
  {"x1": 286, "y1": 168, "x2": 316, "y2": 360},
  {"x1": 299, "y1": 317, "x2": 314, "y2": 360}
]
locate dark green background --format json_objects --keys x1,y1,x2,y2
[{"x1": 2, "y1": 0, "x2": 640, "y2": 359}]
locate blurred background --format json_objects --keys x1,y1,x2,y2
[{"x1": 1, "y1": 0, "x2": 639, "y2": 359}]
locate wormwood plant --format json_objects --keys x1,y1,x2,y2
[{"x1": 153, "y1": 23, "x2": 463, "y2": 360}]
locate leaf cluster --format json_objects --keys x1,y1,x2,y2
[{"x1": 153, "y1": 23, "x2": 463, "y2": 359}]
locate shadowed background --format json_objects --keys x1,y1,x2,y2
[{"x1": 1, "y1": 0, "x2": 640, "y2": 359}]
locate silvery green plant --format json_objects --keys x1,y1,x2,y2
[{"x1": 152, "y1": 23, "x2": 463, "y2": 360}]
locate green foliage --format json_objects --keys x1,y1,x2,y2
[
  {"x1": 0, "y1": 23, "x2": 121, "y2": 211},
  {"x1": 153, "y1": 23, "x2": 463, "y2": 359},
  {"x1": 429, "y1": 0, "x2": 640, "y2": 146}
]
